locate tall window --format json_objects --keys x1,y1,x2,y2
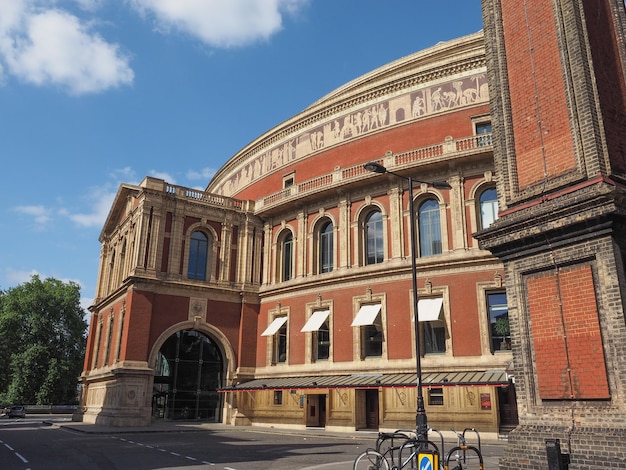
[
  {"x1": 476, "y1": 121, "x2": 492, "y2": 146},
  {"x1": 315, "y1": 321, "x2": 330, "y2": 360},
  {"x1": 282, "y1": 232, "x2": 294, "y2": 281},
  {"x1": 418, "y1": 199, "x2": 442, "y2": 257},
  {"x1": 479, "y1": 188, "x2": 498, "y2": 229},
  {"x1": 275, "y1": 321, "x2": 288, "y2": 363},
  {"x1": 319, "y1": 221, "x2": 334, "y2": 273},
  {"x1": 188, "y1": 231, "x2": 209, "y2": 280},
  {"x1": 363, "y1": 321, "x2": 383, "y2": 358},
  {"x1": 487, "y1": 292, "x2": 510, "y2": 352},
  {"x1": 424, "y1": 321, "x2": 446, "y2": 354},
  {"x1": 365, "y1": 210, "x2": 384, "y2": 265}
]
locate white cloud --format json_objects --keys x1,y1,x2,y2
[
  {"x1": 129, "y1": 0, "x2": 309, "y2": 47},
  {"x1": 5, "y1": 268, "x2": 41, "y2": 285},
  {"x1": 110, "y1": 166, "x2": 138, "y2": 182},
  {"x1": 61, "y1": 166, "x2": 143, "y2": 228},
  {"x1": 186, "y1": 167, "x2": 216, "y2": 181},
  {"x1": 14, "y1": 204, "x2": 52, "y2": 227},
  {"x1": 0, "y1": 0, "x2": 133, "y2": 94},
  {"x1": 67, "y1": 185, "x2": 116, "y2": 228}
]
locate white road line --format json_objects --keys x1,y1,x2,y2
[
  {"x1": 4, "y1": 443, "x2": 14, "y2": 450},
  {"x1": 15, "y1": 452, "x2": 28, "y2": 463},
  {"x1": 112, "y1": 436, "x2": 214, "y2": 466}
]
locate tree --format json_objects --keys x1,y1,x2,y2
[{"x1": 0, "y1": 275, "x2": 87, "y2": 405}]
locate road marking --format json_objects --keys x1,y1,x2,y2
[
  {"x1": 111, "y1": 436, "x2": 214, "y2": 466},
  {"x1": 1, "y1": 439, "x2": 30, "y2": 465}
]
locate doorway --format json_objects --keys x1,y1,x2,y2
[
  {"x1": 498, "y1": 382, "x2": 519, "y2": 431},
  {"x1": 153, "y1": 329, "x2": 224, "y2": 421},
  {"x1": 365, "y1": 389, "x2": 379, "y2": 429},
  {"x1": 306, "y1": 394, "x2": 327, "y2": 427}
]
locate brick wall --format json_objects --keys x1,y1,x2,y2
[
  {"x1": 582, "y1": 0, "x2": 626, "y2": 174},
  {"x1": 501, "y1": 0, "x2": 577, "y2": 189},
  {"x1": 527, "y1": 264, "x2": 609, "y2": 400}
]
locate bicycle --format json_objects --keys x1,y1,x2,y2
[
  {"x1": 443, "y1": 428, "x2": 484, "y2": 470},
  {"x1": 353, "y1": 429, "x2": 444, "y2": 470}
]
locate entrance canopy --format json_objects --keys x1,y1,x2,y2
[{"x1": 219, "y1": 370, "x2": 510, "y2": 392}]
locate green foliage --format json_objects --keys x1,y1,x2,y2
[
  {"x1": 0, "y1": 275, "x2": 87, "y2": 405},
  {"x1": 494, "y1": 317, "x2": 510, "y2": 336}
]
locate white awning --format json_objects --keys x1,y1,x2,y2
[
  {"x1": 351, "y1": 304, "x2": 382, "y2": 326},
  {"x1": 301, "y1": 310, "x2": 330, "y2": 332},
  {"x1": 260, "y1": 316, "x2": 288, "y2": 336},
  {"x1": 416, "y1": 298, "x2": 443, "y2": 322}
]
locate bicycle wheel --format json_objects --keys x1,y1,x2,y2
[{"x1": 353, "y1": 449, "x2": 390, "y2": 470}]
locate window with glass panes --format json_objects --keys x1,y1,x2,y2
[
  {"x1": 487, "y1": 292, "x2": 510, "y2": 352},
  {"x1": 418, "y1": 199, "x2": 442, "y2": 256},
  {"x1": 476, "y1": 121, "x2": 492, "y2": 146},
  {"x1": 479, "y1": 188, "x2": 498, "y2": 229},
  {"x1": 188, "y1": 231, "x2": 208, "y2": 280},
  {"x1": 315, "y1": 321, "x2": 330, "y2": 360},
  {"x1": 423, "y1": 321, "x2": 446, "y2": 354},
  {"x1": 274, "y1": 321, "x2": 288, "y2": 363},
  {"x1": 365, "y1": 211, "x2": 384, "y2": 265},
  {"x1": 320, "y1": 221, "x2": 333, "y2": 273},
  {"x1": 282, "y1": 233, "x2": 293, "y2": 281},
  {"x1": 363, "y1": 322, "x2": 383, "y2": 357}
]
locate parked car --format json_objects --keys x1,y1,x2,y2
[{"x1": 8, "y1": 406, "x2": 26, "y2": 418}]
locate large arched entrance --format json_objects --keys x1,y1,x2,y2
[{"x1": 152, "y1": 329, "x2": 224, "y2": 421}]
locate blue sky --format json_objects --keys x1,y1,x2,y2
[{"x1": 0, "y1": 0, "x2": 483, "y2": 311}]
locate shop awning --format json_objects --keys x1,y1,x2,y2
[
  {"x1": 260, "y1": 316, "x2": 288, "y2": 336},
  {"x1": 301, "y1": 310, "x2": 330, "y2": 332},
  {"x1": 417, "y1": 298, "x2": 443, "y2": 322},
  {"x1": 219, "y1": 370, "x2": 510, "y2": 392},
  {"x1": 351, "y1": 304, "x2": 381, "y2": 326}
]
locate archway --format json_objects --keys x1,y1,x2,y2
[{"x1": 152, "y1": 329, "x2": 224, "y2": 421}]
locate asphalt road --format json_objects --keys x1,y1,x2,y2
[{"x1": 0, "y1": 415, "x2": 504, "y2": 469}]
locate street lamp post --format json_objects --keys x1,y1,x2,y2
[{"x1": 363, "y1": 160, "x2": 451, "y2": 447}]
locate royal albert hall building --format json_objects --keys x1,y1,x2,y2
[{"x1": 77, "y1": 31, "x2": 517, "y2": 435}]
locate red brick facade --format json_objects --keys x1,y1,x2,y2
[
  {"x1": 479, "y1": 0, "x2": 626, "y2": 467},
  {"x1": 527, "y1": 265, "x2": 609, "y2": 400}
]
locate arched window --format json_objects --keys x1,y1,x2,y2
[
  {"x1": 282, "y1": 232, "x2": 294, "y2": 281},
  {"x1": 188, "y1": 231, "x2": 209, "y2": 280},
  {"x1": 418, "y1": 199, "x2": 442, "y2": 257},
  {"x1": 319, "y1": 221, "x2": 333, "y2": 273},
  {"x1": 365, "y1": 210, "x2": 384, "y2": 265},
  {"x1": 479, "y1": 188, "x2": 498, "y2": 229},
  {"x1": 153, "y1": 330, "x2": 224, "y2": 421}
]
